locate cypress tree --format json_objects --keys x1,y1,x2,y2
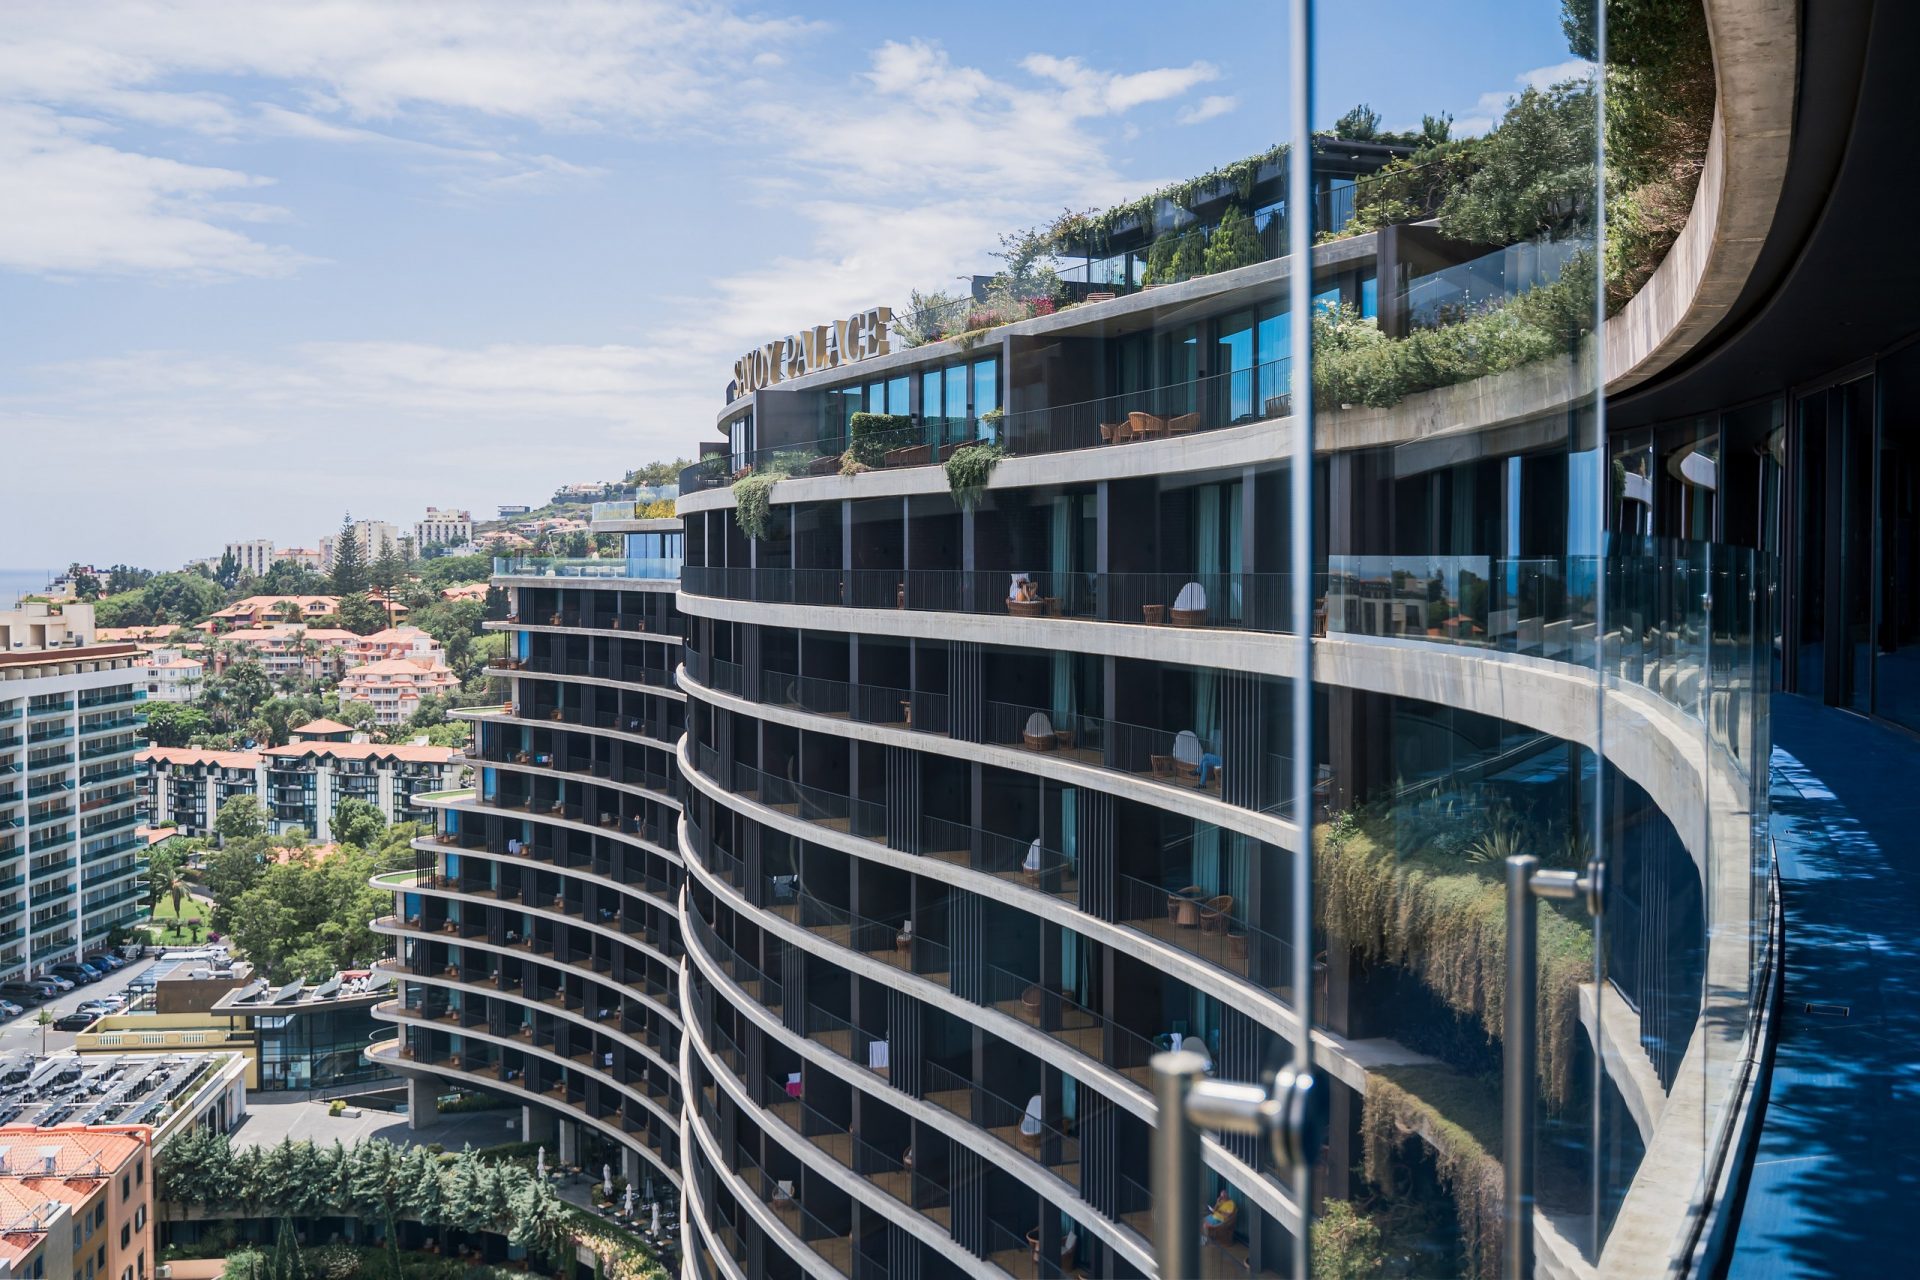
[{"x1": 331, "y1": 513, "x2": 368, "y2": 595}]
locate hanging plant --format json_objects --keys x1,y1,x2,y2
[
  {"x1": 732, "y1": 472, "x2": 780, "y2": 540},
  {"x1": 943, "y1": 442, "x2": 1005, "y2": 509}
]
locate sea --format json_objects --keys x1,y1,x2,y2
[{"x1": 0, "y1": 568, "x2": 60, "y2": 607}]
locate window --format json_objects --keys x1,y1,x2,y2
[
  {"x1": 120, "y1": 1227, "x2": 129, "y2": 1249},
  {"x1": 121, "y1": 1174, "x2": 130, "y2": 1199},
  {"x1": 72, "y1": 1226, "x2": 81, "y2": 1250},
  {"x1": 133, "y1": 1206, "x2": 144, "y2": 1230},
  {"x1": 135, "y1": 1160, "x2": 143, "y2": 1186}
]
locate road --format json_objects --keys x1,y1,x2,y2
[{"x1": 0, "y1": 953, "x2": 161, "y2": 1056}]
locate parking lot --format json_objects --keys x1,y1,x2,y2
[{"x1": 0, "y1": 953, "x2": 160, "y2": 1055}]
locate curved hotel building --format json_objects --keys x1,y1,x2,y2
[
  {"x1": 368, "y1": 514, "x2": 690, "y2": 1195},
  {"x1": 375, "y1": 0, "x2": 1920, "y2": 1274}
]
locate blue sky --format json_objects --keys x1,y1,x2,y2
[{"x1": 0, "y1": 0, "x2": 1576, "y2": 570}]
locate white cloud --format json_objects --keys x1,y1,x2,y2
[
  {"x1": 0, "y1": 0, "x2": 817, "y2": 279},
  {"x1": 0, "y1": 104, "x2": 311, "y2": 279},
  {"x1": 1177, "y1": 94, "x2": 1238, "y2": 126},
  {"x1": 1453, "y1": 57, "x2": 1594, "y2": 136}
]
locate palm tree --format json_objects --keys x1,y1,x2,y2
[{"x1": 35, "y1": 1009, "x2": 52, "y2": 1054}]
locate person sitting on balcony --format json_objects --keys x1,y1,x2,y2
[
  {"x1": 1203, "y1": 1188, "x2": 1237, "y2": 1239},
  {"x1": 1009, "y1": 574, "x2": 1038, "y2": 603},
  {"x1": 1196, "y1": 750, "x2": 1223, "y2": 788},
  {"x1": 506, "y1": 836, "x2": 523, "y2": 856}
]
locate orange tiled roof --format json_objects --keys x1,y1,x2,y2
[
  {"x1": 138, "y1": 747, "x2": 263, "y2": 769},
  {"x1": 291, "y1": 719, "x2": 354, "y2": 735},
  {"x1": 261, "y1": 741, "x2": 456, "y2": 764}
]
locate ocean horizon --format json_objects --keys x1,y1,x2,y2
[{"x1": 0, "y1": 567, "x2": 60, "y2": 607}]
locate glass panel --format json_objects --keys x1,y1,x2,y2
[
  {"x1": 1877, "y1": 347, "x2": 1920, "y2": 730},
  {"x1": 1795, "y1": 391, "x2": 1828, "y2": 699},
  {"x1": 1841, "y1": 377, "x2": 1876, "y2": 713}
]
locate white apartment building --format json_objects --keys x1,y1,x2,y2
[
  {"x1": 320, "y1": 521, "x2": 403, "y2": 569},
  {"x1": 0, "y1": 613, "x2": 146, "y2": 980},
  {"x1": 140, "y1": 731, "x2": 462, "y2": 839},
  {"x1": 337, "y1": 657, "x2": 459, "y2": 726},
  {"x1": 142, "y1": 649, "x2": 205, "y2": 703},
  {"x1": 414, "y1": 508, "x2": 473, "y2": 553},
  {"x1": 276, "y1": 547, "x2": 324, "y2": 570},
  {"x1": 0, "y1": 602, "x2": 95, "y2": 654},
  {"x1": 223, "y1": 540, "x2": 275, "y2": 578}
]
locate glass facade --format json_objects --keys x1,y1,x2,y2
[{"x1": 250, "y1": 1002, "x2": 391, "y2": 1091}]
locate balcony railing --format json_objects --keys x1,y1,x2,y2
[
  {"x1": 679, "y1": 565, "x2": 1317, "y2": 636},
  {"x1": 493, "y1": 556, "x2": 681, "y2": 581},
  {"x1": 681, "y1": 358, "x2": 1291, "y2": 494}
]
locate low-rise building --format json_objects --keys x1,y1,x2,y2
[
  {"x1": 337, "y1": 658, "x2": 459, "y2": 727},
  {"x1": 0, "y1": 1053, "x2": 248, "y2": 1140},
  {"x1": 140, "y1": 741, "x2": 460, "y2": 839},
  {"x1": 210, "y1": 626, "x2": 358, "y2": 682},
  {"x1": 274, "y1": 548, "x2": 323, "y2": 570},
  {"x1": 0, "y1": 1125, "x2": 154, "y2": 1280},
  {"x1": 344, "y1": 626, "x2": 443, "y2": 666},
  {"x1": 208, "y1": 597, "x2": 340, "y2": 629},
  {"x1": 438, "y1": 583, "x2": 489, "y2": 603},
  {"x1": 139, "y1": 651, "x2": 203, "y2": 704}
]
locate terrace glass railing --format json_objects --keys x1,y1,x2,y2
[
  {"x1": 680, "y1": 358, "x2": 1291, "y2": 493},
  {"x1": 493, "y1": 556, "x2": 682, "y2": 581}
]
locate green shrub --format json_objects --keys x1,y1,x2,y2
[
  {"x1": 943, "y1": 442, "x2": 1005, "y2": 510},
  {"x1": 732, "y1": 472, "x2": 779, "y2": 540},
  {"x1": 435, "y1": 1090, "x2": 511, "y2": 1114},
  {"x1": 1313, "y1": 1199, "x2": 1387, "y2": 1280},
  {"x1": 847, "y1": 412, "x2": 912, "y2": 468},
  {"x1": 328, "y1": 1099, "x2": 346, "y2": 1117},
  {"x1": 1202, "y1": 203, "x2": 1264, "y2": 275}
]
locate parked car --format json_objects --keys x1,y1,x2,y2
[
  {"x1": 0, "y1": 983, "x2": 48, "y2": 1005},
  {"x1": 50, "y1": 963, "x2": 99, "y2": 985},
  {"x1": 84, "y1": 953, "x2": 124, "y2": 972},
  {"x1": 38, "y1": 977, "x2": 72, "y2": 994},
  {"x1": 78, "y1": 995, "x2": 124, "y2": 1012},
  {"x1": 0, "y1": 1001, "x2": 21, "y2": 1018},
  {"x1": 53, "y1": 1011, "x2": 97, "y2": 1031}
]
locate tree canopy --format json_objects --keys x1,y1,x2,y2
[
  {"x1": 331, "y1": 514, "x2": 368, "y2": 595},
  {"x1": 214, "y1": 793, "x2": 269, "y2": 844},
  {"x1": 144, "y1": 702, "x2": 210, "y2": 748},
  {"x1": 334, "y1": 592, "x2": 387, "y2": 636}
]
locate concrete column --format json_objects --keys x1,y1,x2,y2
[
  {"x1": 522, "y1": 1104, "x2": 556, "y2": 1144},
  {"x1": 621, "y1": 1146, "x2": 641, "y2": 1187},
  {"x1": 557, "y1": 1117, "x2": 579, "y2": 1166},
  {"x1": 406, "y1": 1076, "x2": 442, "y2": 1129}
]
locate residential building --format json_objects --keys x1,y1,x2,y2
[
  {"x1": 356, "y1": 5, "x2": 1920, "y2": 1276},
  {"x1": 221, "y1": 540, "x2": 275, "y2": 579},
  {"x1": 0, "y1": 1126, "x2": 153, "y2": 1280},
  {"x1": 210, "y1": 626, "x2": 358, "y2": 682},
  {"x1": 337, "y1": 657, "x2": 459, "y2": 726},
  {"x1": 0, "y1": 1054, "x2": 247, "y2": 1141},
  {"x1": 208, "y1": 596, "x2": 340, "y2": 629},
  {"x1": 414, "y1": 508, "x2": 474, "y2": 553},
  {"x1": 345, "y1": 626, "x2": 444, "y2": 666},
  {"x1": 496, "y1": 504, "x2": 531, "y2": 519},
  {"x1": 140, "y1": 741, "x2": 462, "y2": 839},
  {"x1": 1, "y1": 603, "x2": 96, "y2": 655},
  {"x1": 367, "y1": 508, "x2": 686, "y2": 1204},
  {"x1": 0, "y1": 614, "x2": 145, "y2": 981},
  {"x1": 207, "y1": 970, "x2": 397, "y2": 1091},
  {"x1": 439, "y1": 583, "x2": 490, "y2": 603},
  {"x1": 274, "y1": 548, "x2": 324, "y2": 571},
  {"x1": 139, "y1": 651, "x2": 203, "y2": 704}
]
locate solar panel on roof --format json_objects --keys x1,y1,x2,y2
[
  {"x1": 232, "y1": 979, "x2": 268, "y2": 1003},
  {"x1": 271, "y1": 980, "x2": 304, "y2": 1005},
  {"x1": 365, "y1": 971, "x2": 394, "y2": 991},
  {"x1": 311, "y1": 975, "x2": 341, "y2": 1000}
]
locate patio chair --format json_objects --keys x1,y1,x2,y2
[
  {"x1": 1167, "y1": 412, "x2": 1201, "y2": 435},
  {"x1": 1171, "y1": 581, "x2": 1208, "y2": 626},
  {"x1": 1023, "y1": 711, "x2": 1057, "y2": 751},
  {"x1": 1127, "y1": 411, "x2": 1168, "y2": 439},
  {"x1": 1198, "y1": 895, "x2": 1234, "y2": 934},
  {"x1": 1019, "y1": 1094, "x2": 1045, "y2": 1154},
  {"x1": 1099, "y1": 420, "x2": 1130, "y2": 444},
  {"x1": 1172, "y1": 730, "x2": 1204, "y2": 781}
]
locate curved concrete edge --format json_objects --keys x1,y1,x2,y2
[
  {"x1": 492, "y1": 664, "x2": 687, "y2": 702},
  {"x1": 390, "y1": 877, "x2": 682, "y2": 975},
  {"x1": 677, "y1": 664, "x2": 1297, "y2": 856},
  {"x1": 411, "y1": 836, "x2": 680, "y2": 918},
  {"x1": 370, "y1": 916, "x2": 685, "y2": 1031},
  {"x1": 487, "y1": 619, "x2": 685, "y2": 646},
  {"x1": 679, "y1": 898, "x2": 1173, "y2": 1272},
  {"x1": 495, "y1": 575, "x2": 679, "y2": 595},
  {"x1": 678, "y1": 821, "x2": 1303, "y2": 1245},
  {"x1": 680, "y1": 1168, "x2": 747, "y2": 1280},
  {"x1": 447, "y1": 796, "x2": 686, "y2": 858},
  {"x1": 484, "y1": 752, "x2": 683, "y2": 809},
  {"x1": 372, "y1": 999, "x2": 683, "y2": 1136},
  {"x1": 683, "y1": 993, "x2": 1007, "y2": 1280},
  {"x1": 463, "y1": 708, "x2": 690, "y2": 760},
  {"x1": 680, "y1": 1096, "x2": 850, "y2": 1280},
  {"x1": 362, "y1": 1037, "x2": 683, "y2": 1186},
  {"x1": 1604, "y1": 0, "x2": 1799, "y2": 392},
  {"x1": 386, "y1": 965, "x2": 682, "y2": 1087}
]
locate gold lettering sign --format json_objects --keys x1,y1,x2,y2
[{"x1": 733, "y1": 306, "x2": 893, "y2": 398}]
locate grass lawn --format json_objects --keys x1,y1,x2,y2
[{"x1": 143, "y1": 893, "x2": 212, "y2": 942}]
